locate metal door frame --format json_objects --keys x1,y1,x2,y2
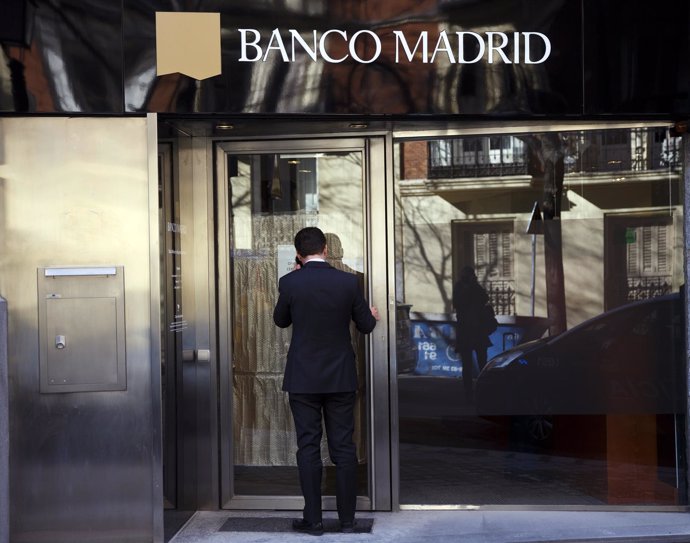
[{"x1": 215, "y1": 136, "x2": 392, "y2": 511}]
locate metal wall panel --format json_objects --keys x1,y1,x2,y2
[{"x1": 0, "y1": 117, "x2": 161, "y2": 542}]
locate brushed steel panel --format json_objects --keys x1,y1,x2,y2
[
  {"x1": 45, "y1": 297, "x2": 118, "y2": 385},
  {"x1": 0, "y1": 297, "x2": 8, "y2": 543},
  {"x1": 0, "y1": 116, "x2": 160, "y2": 542}
]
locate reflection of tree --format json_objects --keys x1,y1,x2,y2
[
  {"x1": 327, "y1": 151, "x2": 365, "y2": 219},
  {"x1": 398, "y1": 194, "x2": 453, "y2": 312},
  {"x1": 398, "y1": 194, "x2": 506, "y2": 316}
]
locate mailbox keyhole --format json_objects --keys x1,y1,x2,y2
[{"x1": 55, "y1": 335, "x2": 66, "y2": 349}]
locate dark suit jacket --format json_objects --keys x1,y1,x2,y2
[{"x1": 273, "y1": 260, "x2": 377, "y2": 393}]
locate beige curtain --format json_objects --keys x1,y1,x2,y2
[{"x1": 232, "y1": 214, "x2": 367, "y2": 466}]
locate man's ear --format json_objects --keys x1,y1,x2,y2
[{"x1": 323, "y1": 245, "x2": 329, "y2": 257}]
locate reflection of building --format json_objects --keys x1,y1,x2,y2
[{"x1": 398, "y1": 127, "x2": 683, "y2": 324}]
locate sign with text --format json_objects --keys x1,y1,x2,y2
[
  {"x1": 411, "y1": 321, "x2": 461, "y2": 377},
  {"x1": 155, "y1": 13, "x2": 551, "y2": 80},
  {"x1": 277, "y1": 245, "x2": 298, "y2": 280}
]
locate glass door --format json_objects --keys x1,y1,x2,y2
[{"x1": 215, "y1": 138, "x2": 390, "y2": 511}]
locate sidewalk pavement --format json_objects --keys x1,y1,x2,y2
[{"x1": 170, "y1": 510, "x2": 690, "y2": 543}]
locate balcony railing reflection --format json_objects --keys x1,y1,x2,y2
[
  {"x1": 484, "y1": 280, "x2": 515, "y2": 315},
  {"x1": 428, "y1": 129, "x2": 681, "y2": 179},
  {"x1": 429, "y1": 163, "x2": 528, "y2": 179},
  {"x1": 626, "y1": 276, "x2": 673, "y2": 302}
]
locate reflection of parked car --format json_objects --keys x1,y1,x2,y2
[{"x1": 475, "y1": 293, "x2": 684, "y2": 424}]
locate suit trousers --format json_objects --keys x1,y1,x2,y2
[{"x1": 288, "y1": 392, "x2": 358, "y2": 524}]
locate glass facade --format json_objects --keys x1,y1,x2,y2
[{"x1": 395, "y1": 125, "x2": 686, "y2": 506}]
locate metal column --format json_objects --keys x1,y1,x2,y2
[{"x1": 0, "y1": 296, "x2": 8, "y2": 543}]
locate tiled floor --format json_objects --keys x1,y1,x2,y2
[{"x1": 170, "y1": 510, "x2": 690, "y2": 543}]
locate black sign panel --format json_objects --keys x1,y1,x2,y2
[
  {"x1": 0, "y1": 0, "x2": 688, "y2": 115},
  {"x1": 123, "y1": 0, "x2": 582, "y2": 115}
]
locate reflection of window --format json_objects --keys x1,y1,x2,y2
[
  {"x1": 453, "y1": 221, "x2": 515, "y2": 315},
  {"x1": 428, "y1": 136, "x2": 527, "y2": 177},
  {"x1": 604, "y1": 130, "x2": 629, "y2": 146},
  {"x1": 249, "y1": 154, "x2": 319, "y2": 214},
  {"x1": 474, "y1": 231, "x2": 513, "y2": 281},
  {"x1": 477, "y1": 229, "x2": 515, "y2": 316},
  {"x1": 626, "y1": 225, "x2": 669, "y2": 276},
  {"x1": 566, "y1": 128, "x2": 681, "y2": 173},
  {"x1": 657, "y1": 130, "x2": 682, "y2": 167},
  {"x1": 625, "y1": 223, "x2": 673, "y2": 301}
]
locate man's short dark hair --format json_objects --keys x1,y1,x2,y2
[{"x1": 295, "y1": 227, "x2": 326, "y2": 257}]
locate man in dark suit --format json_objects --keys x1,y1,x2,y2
[{"x1": 273, "y1": 227, "x2": 379, "y2": 536}]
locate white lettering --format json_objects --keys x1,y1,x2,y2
[
  {"x1": 349, "y1": 29, "x2": 381, "y2": 63},
  {"x1": 235, "y1": 28, "x2": 551, "y2": 65},
  {"x1": 456, "y1": 31, "x2": 484, "y2": 63},
  {"x1": 486, "y1": 31, "x2": 511, "y2": 64},
  {"x1": 394, "y1": 30, "x2": 428, "y2": 63},
  {"x1": 290, "y1": 30, "x2": 318, "y2": 62},
  {"x1": 320, "y1": 29, "x2": 349, "y2": 63},
  {"x1": 264, "y1": 29, "x2": 290, "y2": 62},
  {"x1": 513, "y1": 32, "x2": 520, "y2": 63},
  {"x1": 238, "y1": 28, "x2": 262, "y2": 62},
  {"x1": 431, "y1": 31, "x2": 455, "y2": 63},
  {"x1": 523, "y1": 32, "x2": 551, "y2": 64}
]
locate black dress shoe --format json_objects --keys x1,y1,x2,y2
[
  {"x1": 292, "y1": 518, "x2": 324, "y2": 536},
  {"x1": 340, "y1": 520, "x2": 355, "y2": 533}
]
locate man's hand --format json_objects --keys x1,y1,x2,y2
[{"x1": 370, "y1": 306, "x2": 380, "y2": 320}]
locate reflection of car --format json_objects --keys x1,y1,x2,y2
[{"x1": 475, "y1": 294, "x2": 684, "y2": 437}]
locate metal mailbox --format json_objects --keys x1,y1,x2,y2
[{"x1": 38, "y1": 267, "x2": 126, "y2": 393}]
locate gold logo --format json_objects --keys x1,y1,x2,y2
[{"x1": 155, "y1": 12, "x2": 221, "y2": 80}]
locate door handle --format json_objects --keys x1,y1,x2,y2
[
  {"x1": 196, "y1": 349, "x2": 211, "y2": 362},
  {"x1": 182, "y1": 349, "x2": 211, "y2": 362},
  {"x1": 182, "y1": 349, "x2": 195, "y2": 362}
]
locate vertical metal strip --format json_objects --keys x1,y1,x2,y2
[
  {"x1": 0, "y1": 296, "x2": 8, "y2": 543},
  {"x1": 679, "y1": 132, "x2": 690, "y2": 506},
  {"x1": 368, "y1": 135, "x2": 393, "y2": 510},
  {"x1": 215, "y1": 142, "x2": 235, "y2": 507},
  {"x1": 147, "y1": 113, "x2": 164, "y2": 543},
  {"x1": 384, "y1": 131, "x2": 401, "y2": 512},
  {"x1": 192, "y1": 136, "x2": 219, "y2": 508}
]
